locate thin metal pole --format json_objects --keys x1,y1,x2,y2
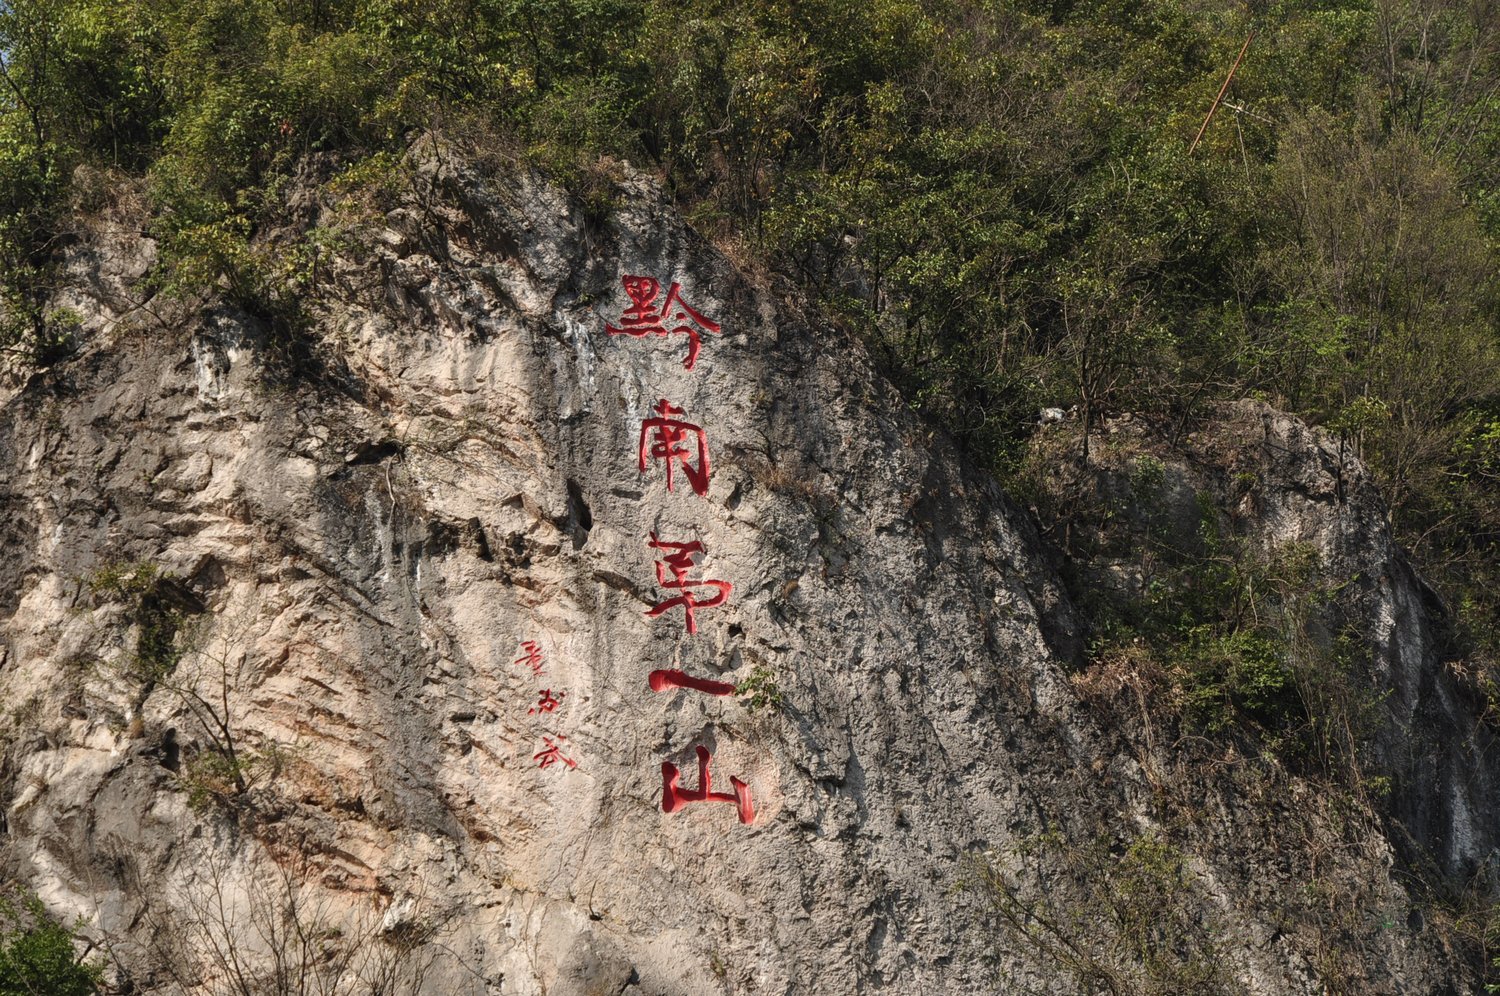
[{"x1": 1190, "y1": 32, "x2": 1254, "y2": 154}]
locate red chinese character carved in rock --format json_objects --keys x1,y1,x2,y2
[
  {"x1": 514, "y1": 640, "x2": 544, "y2": 676},
  {"x1": 533, "y1": 734, "x2": 578, "y2": 770},
  {"x1": 605, "y1": 275, "x2": 721, "y2": 371},
  {"x1": 646, "y1": 532, "x2": 732, "y2": 635},
  {"x1": 639, "y1": 399, "x2": 711, "y2": 497},
  {"x1": 649, "y1": 669, "x2": 735, "y2": 696},
  {"x1": 662, "y1": 745, "x2": 754, "y2": 824},
  {"x1": 528, "y1": 689, "x2": 565, "y2": 714}
]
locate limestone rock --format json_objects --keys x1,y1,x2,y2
[{"x1": 0, "y1": 143, "x2": 1489, "y2": 994}]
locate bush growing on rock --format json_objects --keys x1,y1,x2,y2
[{"x1": 0, "y1": 887, "x2": 101, "y2": 996}]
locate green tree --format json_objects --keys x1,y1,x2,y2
[{"x1": 0, "y1": 887, "x2": 101, "y2": 996}]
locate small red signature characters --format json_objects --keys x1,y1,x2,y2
[
  {"x1": 662, "y1": 745, "x2": 753, "y2": 824},
  {"x1": 646, "y1": 532, "x2": 732, "y2": 635},
  {"x1": 534, "y1": 734, "x2": 578, "y2": 770},
  {"x1": 514, "y1": 640, "x2": 545, "y2": 676},
  {"x1": 528, "y1": 689, "x2": 565, "y2": 714},
  {"x1": 605, "y1": 275, "x2": 721, "y2": 371},
  {"x1": 639, "y1": 399, "x2": 711, "y2": 497},
  {"x1": 648, "y1": 669, "x2": 735, "y2": 696}
]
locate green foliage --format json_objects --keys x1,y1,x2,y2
[
  {"x1": 0, "y1": 109, "x2": 70, "y2": 363},
  {"x1": 1158, "y1": 532, "x2": 1331, "y2": 743},
  {"x1": 87, "y1": 560, "x2": 185, "y2": 683},
  {"x1": 84, "y1": 558, "x2": 161, "y2": 599},
  {"x1": 1045, "y1": 447, "x2": 1380, "y2": 779},
  {"x1": 1178, "y1": 628, "x2": 1298, "y2": 734},
  {"x1": 967, "y1": 828, "x2": 1230, "y2": 994},
  {"x1": 181, "y1": 740, "x2": 283, "y2": 813},
  {"x1": 2, "y1": 0, "x2": 1495, "y2": 464},
  {"x1": 0, "y1": 887, "x2": 102, "y2": 996},
  {"x1": 736, "y1": 665, "x2": 783, "y2": 713},
  {"x1": 0, "y1": 0, "x2": 165, "y2": 363}
]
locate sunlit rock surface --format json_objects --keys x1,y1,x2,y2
[{"x1": 0, "y1": 143, "x2": 1491, "y2": 994}]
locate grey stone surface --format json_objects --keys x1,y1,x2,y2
[{"x1": 0, "y1": 142, "x2": 1491, "y2": 994}]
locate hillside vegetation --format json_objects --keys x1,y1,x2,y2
[
  {"x1": 2, "y1": 0, "x2": 1498, "y2": 754},
  {"x1": 2, "y1": 1, "x2": 1500, "y2": 990},
  {"x1": 5, "y1": 0, "x2": 1498, "y2": 573}
]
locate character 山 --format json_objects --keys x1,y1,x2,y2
[{"x1": 662, "y1": 745, "x2": 753, "y2": 824}]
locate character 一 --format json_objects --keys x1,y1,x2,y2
[
  {"x1": 605, "y1": 275, "x2": 721, "y2": 371},
  {"x1": 646, "y1": 532, "x2": 732, "y2": 635},
  {"x1": 648, "y1": 669, "x2": 735, "y2": 696}
]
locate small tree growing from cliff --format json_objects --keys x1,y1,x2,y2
[
  {"x1": 0, "y1": 885, "x2": 103, "y2": 996},
  {"x1": 133, "y1": 845, "x2": 461, "y2": 996},
  {"x1": 85, "y1": 563, "x2": 276, "y2": 809}
]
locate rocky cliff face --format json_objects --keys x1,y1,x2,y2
[
  {"x1": 1027, "y1": 402, "x2": 1500, "y2": 881},
  {"x1": 0, "y1": 142, "x2": 1494, "y2": 994}
]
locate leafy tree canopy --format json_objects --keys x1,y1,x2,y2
[{"x1": 0, "y1": 887, "x2": 101, "y2": 996}]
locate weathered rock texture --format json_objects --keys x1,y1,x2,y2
[
  {"x1": 1027, "y1": 403, "x2": 1500, "y2": 882},
  {"x1": 0, "y1": 143, "x2": 1495, "y2": 994}
]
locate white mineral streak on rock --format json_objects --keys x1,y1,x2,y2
[
  {"x1": 191, "y1": 335, "x2": 224, "y2": 403},
  {"x1": 558, "y1": 311, "x2": 597, "y2": 416}
]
